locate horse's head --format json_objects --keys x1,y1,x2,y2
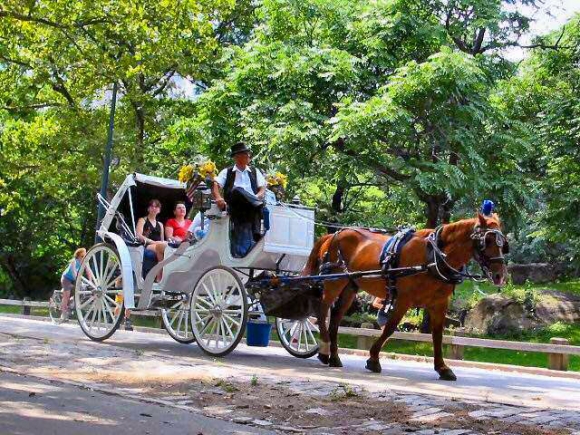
[{"x1": 471, "y1": 213, "x2": 509, "y2": 287}]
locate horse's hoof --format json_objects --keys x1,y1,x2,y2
[
  {"x1": 329, "y1": 355, "x2": 343, "y2": 367},
  {"x1": 318, "y1": 353, "x2": 330, "y2": 365},
  {"x1": 438, "y1": 368, "x2": 457, "y2": 381},
  {"x1": 365, "y1": 358, "x2": 382, "y2": 373}
]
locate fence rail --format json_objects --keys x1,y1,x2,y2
[{"x1": 1, "y1": 298, "x2": 577, "y2": 371}]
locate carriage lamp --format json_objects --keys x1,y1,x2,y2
[{"x1": 192, "y1": 180, "x2": 212, "y2": 212}]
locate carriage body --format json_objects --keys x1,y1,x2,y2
[{"x1": 75, "y1": 173, "x2": 321, "y2": 357}]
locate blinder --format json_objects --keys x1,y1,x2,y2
[{"x1": 471, "y1": 227, "x2": 508, "y2": 266}]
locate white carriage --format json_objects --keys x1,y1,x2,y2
[{"x1": 74, "y1": 173, "x2": 322, "y2": 358}]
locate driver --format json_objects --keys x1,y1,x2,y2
[{"x1": 212, "y1": 142, "x2": 266, "y2": 257}]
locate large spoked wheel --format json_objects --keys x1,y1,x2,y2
[
  {"x1": 74, "y1": 243, "x2": 125, "y2": 341},
  {"x1": 162, "y1": 295, "x2": 195, "y2": 344},
  {"x1": 276, "y1": 316, "x2": 321, "y2": 358},
  {"x1": 190, "y1": 266, "x2": 248, "y2": 357}
]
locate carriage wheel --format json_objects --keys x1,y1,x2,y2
[
  {"x1": 162, "y1": 296, "x2": 195, "y2": 344},
  {"x1": 74, "y1": 243, "x2": 124, "y2": 341},
  {"x1": 190, "y1": 266, "x2": 248, "y2": 357},
  {"x1": 48, "y1": 290, "x2": 63, "y2": 323},
  {"x1": 276, "y1": 316, "x2": 321, "y2": 359}
]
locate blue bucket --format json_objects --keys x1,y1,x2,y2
[{"x1": 246, "y1": 321, "x2": 272, "y2": 347}]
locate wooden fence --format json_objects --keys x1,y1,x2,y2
[{"x1": 1, "y1": 298, "x2": 577, "y2": 371}]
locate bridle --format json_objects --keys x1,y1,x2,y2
[
  {"x1": 427, "y1": 224, "x2": 508, "y2": 284},
  {"x1": 470, "y1": 226, "x2": 508, "y2": 280}
]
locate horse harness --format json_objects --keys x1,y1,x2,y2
[
  {"x1": 427, "y1": 225, "x2": 508, "y2": 284},
  {"x1": 318, "y1": 224, "x2": 508, "y2": 319}
]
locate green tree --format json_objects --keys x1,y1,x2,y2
[{"x1": 165, "y1": 0, "x2": 533, "y2": 226}]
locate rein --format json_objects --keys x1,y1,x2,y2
[{"x1": 278, "y1": 201, "x2": 397, "y2": 233}]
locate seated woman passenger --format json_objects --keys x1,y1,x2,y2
[
  {"x1": 136, "y1": 199, "x2": 166, "y2": 281},
  {"x1": 165, "y1": 202, "x2": 192, "y2": 243}
]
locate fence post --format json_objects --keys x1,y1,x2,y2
[
  {"x1": 548, "y1": 337, "x2": 569, "y2": 371},
  {"x1": 357, "y1": 322, "x2": 376, "y2": 350},
  {"x1": 22, "y1": 297, "x2": 31, "y2": 316},
  {"x1": 448, "y1": 328, "x2": 465, "y2": 360}
]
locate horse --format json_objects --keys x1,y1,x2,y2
[{"x1": 302, "y1": 212, "x2": 509, "y2": 381}]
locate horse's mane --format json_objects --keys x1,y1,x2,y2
[{"x1": 415, "y1": 213, "x2": 502, "y2": 244}]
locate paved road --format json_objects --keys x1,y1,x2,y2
[
  {"x1": 1, "y1": 316, "x2": 578, "y2": 410},
  {"x1": 1, "y1": 315, "x2": 580, "y2": 434},
  {"x1": 0, "y1": 371, "x2": 271, "y2": 435}
]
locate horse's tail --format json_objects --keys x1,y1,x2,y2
[{"x1": 302, "y1": 234, "x2": 333, "y2": 276}]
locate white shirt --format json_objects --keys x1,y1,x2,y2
[
  {"x1": 187, "y1": 212, "x2": 210, "y2": 239},
  {"x1": 215, "y1": 165, "x2": 266, "y2": 195}
]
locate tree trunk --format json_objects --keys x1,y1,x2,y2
[
  {"x1": 134, "y1": 103, "x2": 145, "y2": 167},
  {"x1": 327, "y1": 182, "x2": 346, "y2": 234},
  {"x1": 441, "y1": 198, "x2": 455, "y2": 224},
  {"x1": 425, "y1": 196, "x2": 440, "y2": 228}
]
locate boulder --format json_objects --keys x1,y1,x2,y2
[
  {"x1": 534, "y1": 290, "x2": 580, "y2": 324},
  {"x1": 465, "y1": 290, "x2": 580, "y2": 335},
  {"x1": 464, "y1": 294, "x2": 540, "y2": 335},
  {"x1": 508, "y1": 263, "x2": 558, "y2": 285}
]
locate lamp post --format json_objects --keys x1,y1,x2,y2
[{"x1": 96, "y1": 82, "x2": 118, "y2": 242}]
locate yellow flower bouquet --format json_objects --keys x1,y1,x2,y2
[
  {"x1": 178, "y1": 160, "x2": 217, "y2": 184},
  {"x1": 266, "y1": 172, "x2": 288, "y2": 188},
  {"x1": 266, "y1": 171, "x2": 288, "y2": 200}
]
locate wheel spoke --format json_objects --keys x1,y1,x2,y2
[
  {"x1": 99, "y1": 250, "x2": 105, "y2": 285},
  {"x1": 196, "y1": 296, "x2": 213, "y2": 309},
  {"x1": 306, "y1": 322, "x2": 317, "y2": 345},
  {"x1": 170, "y1": 305, "x2": 182, "y2": 325},
  {"x1": 222, "y1": 312, "x2": 241, "y2": 327},
  {"x1": 79, "y1": 295, "x2": 96, "y2": 311},
  {"x1": 103, "y1": 294, "x2": 120, "y2": 309},
  {"x1": 175, "y1": 309, "x2": 184, "y2": 334},
  {"x1": 102, "y1": 296, "x2": 116, "y2": 323},
  {"x1": 181, "y1": 310, "x2": 190, "y2": 337},
  {"x1": 201, "y1": 283, "x2": 217, "y2": 305},
  {"x1": 81, "y1": 276, "x2": 97, "y2": 290},
  {"x1": 220, "y1": 319, "x2": 228, "y2": 346},
  {"x1": 222, "y1": 317, "x2": 235, "y2": 340},
  {"x1": 90, "y1": 256, "x2": 101, "y2": 284},
  {"x1": 198, "y1": 317, "x2": 216, "y2": 337},
  {"x1": 88, "y1": 301, "x2": 99, "y2": 329},
  {"x1": 101, "y1": 256, "x2": 114, "y2": 288}
]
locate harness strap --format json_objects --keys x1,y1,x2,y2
[{"x1": 378, "y1": 228, "x2": 416, "y2": 320}]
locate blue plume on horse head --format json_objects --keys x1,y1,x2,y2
[{"x1": 481, "y1": 199, "x2": 495, "y2": 217}]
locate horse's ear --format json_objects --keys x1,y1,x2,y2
[{"x1": 477, "y1": 213, "x2": 487, "y2": 228}]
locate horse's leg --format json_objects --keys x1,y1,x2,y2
[
  {"x1": 328, "y1": 286, "x2": 357, "y2": 367},
  {"x1": 317, "y1": 281, "x2": 347, "y2": 365},
  {"x1": 429, "y1": 306, "x2": 457, "y2": 381},
  {"x1": 365, "y1": 301, "x2": 409, "y2": 373}
]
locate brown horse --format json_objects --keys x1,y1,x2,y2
[{"x1": 303, "y1": 213, "x2": 508, "y2": 380}]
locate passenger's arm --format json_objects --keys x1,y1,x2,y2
[
  {"x1": 136, "y1": 218, "x2": 148, "y2": 244},
  {"x1": 160, "y1": 224, "x2": 165, "y2": 242},
  {"x1": 165, "y1": 223, "x2": 174, "y2": 240},
  {"x1": 212, "y1": 181, "x2": 226, "y2": 210}
]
